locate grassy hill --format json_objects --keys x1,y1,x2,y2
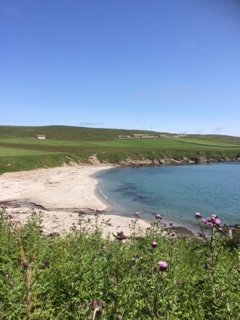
[
  {"x1": 0, "y1": 125, "x2": 240, "y2": 173},
  {"x1": 0, "y1": 125, "x2": 161, "y2": 141}
]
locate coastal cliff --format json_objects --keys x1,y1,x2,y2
[{"x1": 89, "y1": 154, "x2": 240, "y2": 167}]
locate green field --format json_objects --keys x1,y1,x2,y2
[
  {"x1": 0, "y1": 126, "x2": 240, "y2": 173},
  {"x1": 0, "y1": 146, "x2": 58, "y2": 157}
]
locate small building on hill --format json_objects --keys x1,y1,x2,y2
[{"x1": 36, "y1": 135, "x2": 46, "y2": 140}]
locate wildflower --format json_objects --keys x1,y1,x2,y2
[
  {"x1": 77, "y1": 209, "x2": 86, "y2": 217},
  {"x1": 169, "y1": 232, "x2": 177, "y2": 238},
  {"x1": 151, "y1": 241, "x2": 158, "y2": 248},
  {"x1": 169, "y1": 221, "x2": 173, "y2": 227},
  {"x1": 198, "y1": 232, "x2": 204, "y2": 237},
  {"x1": 211, "y1": 214, "x2": 218, "y2": 219},
  {"x1": 206, "y1": 221, "x2": 213, "y2": 228},
  {"x1": 155, "y1": 214, "x2": 162, "y2": 220},
  {"x1": 201, "y1": 218, "x2": 207, "y2": 224},
  {"x1": 158, "y1": 261, "x2": 168, "y2": 271},
  {"x1": 214, "y1": 218, "x2": 221, "y2": 226},
  {"x1": 195, "y1": 212, "x2": 201, "y2": 219},
  {"x1": 94, "y1": 209, "x2": 103, "y2": 215},
  {"x1": 113, "y1": 231, "x2": 127, "y2": 241},
  {"x1": 70, "y1": 223, "x2": 77, "y2": 231},
  {"x1": 0, "y1": 202, "x2": 7, "y2": 209},
  {"x1": 160, "y1": 219, "x2": 166, "y2": 227}
]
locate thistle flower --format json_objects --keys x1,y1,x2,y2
[
  {"x1": 211, "y1": 214, "x2": 218, "y2": 219},
  {"x1": 155, "y1": 214, "x2": 162, "y2": 220},
  {"x1": 113, "y1": 231, "x2": 127, "y2": 241},
  {"x1": 77, "y1": 209, "x2": 86, "y2": 217},
  {"x1": 214, "y1": 218, "x2": 221, "y2": 226},
  {"x1": 206, "y1": 222, "x2": 213, "y2": 228},
  {"x1": 160, "y1": 220, "x2": 167, "y2": 227},
  {"x1": 195, "y1": 212, "x2": 201, "y2": 219},
  {"x1": 169, "y1": 232, "x2": 177, "y2": 238},
  {"x1": 158, "y1": 261, "x2": 168, "y2": 272},
  {"x1": 151, "y1": 241, "x2": 158, "y2": 248}
]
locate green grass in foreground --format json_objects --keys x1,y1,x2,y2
[{"x1": 0, "y1": 210, "x2": 239, "y2": 320}]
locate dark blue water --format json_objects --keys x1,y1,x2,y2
[{"x1": 96, "y1": 163, "x2": 240, "y2": 228}]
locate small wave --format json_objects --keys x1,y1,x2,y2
[{"x1": 99, "y1": 189, "x2": 108, "y2": 200}]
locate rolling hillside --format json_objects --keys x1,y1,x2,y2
[{"x1": 0, "y1": 125, "x2": 240, "y2": 173}]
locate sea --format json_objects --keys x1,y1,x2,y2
[{"x1": 95, "y1": 163, "x2": 240, "y2": 230}]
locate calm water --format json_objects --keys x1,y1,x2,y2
[{"x1": 96, "y1": 163, "x2": 240, "y2": 228}]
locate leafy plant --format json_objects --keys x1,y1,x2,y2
[{"x1": 0, "y1": 208, "x2": 239, "y2": 319}]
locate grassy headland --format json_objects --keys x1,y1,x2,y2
[{"x1": 0, "y1": 125, "x2": 240, "y2": 173}]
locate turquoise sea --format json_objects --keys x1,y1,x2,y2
[{"x1": 96, "y1": 163, "x2": 240, "y2": 229}]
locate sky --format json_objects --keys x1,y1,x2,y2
[{"x1": 1, "y1": 0, "x2": 240, "y2": 136}]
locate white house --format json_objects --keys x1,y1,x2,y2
[{"x1": 36, "y1": 135, "x2": 46, "y2": 140}]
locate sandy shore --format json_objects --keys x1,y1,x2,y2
[{"x1": 0, "y1": 165, "x2": 150, "y2": 237}]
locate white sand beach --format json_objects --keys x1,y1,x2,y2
[{"x1": 0, "y1": 165, "x2": 150, "y2": 237}]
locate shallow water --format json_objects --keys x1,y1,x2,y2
[{"x1": 96, "y1": 163, "x2": 240, "y2": 228}]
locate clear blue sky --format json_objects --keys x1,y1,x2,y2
[{"x1": 1, "y1": 0, "x2": 240, "y2": 136}]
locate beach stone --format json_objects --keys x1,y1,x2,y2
[{"x1": 195, "y1": 156, "x2": 207, "y2": 164}]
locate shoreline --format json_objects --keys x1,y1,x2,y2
[
  {"x1": 93, "y1": 167, "x2": 197, "y2": 237},
  {"x1": 4, "y1": 162, "x2": 235, "y2": 237},
  {"x1": 0, "y1": 163, "x2": 207, "y2": 237},
  {"x1": 0, "y1": 164, "x2": 151, "y2": 237}
]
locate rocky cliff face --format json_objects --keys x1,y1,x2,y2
[
  {"x1": 88, "y1": 154, "x2": 240, "y2": 167},
  {"x1": 117, "y1": 156, "x2": 239, "y2": 167}
]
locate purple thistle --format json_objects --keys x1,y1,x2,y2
[
  {"x1": 214, "y1": 218, "x2": 221, "y2": 226},
  {"x1": 195, "y1": 212, "x2": 201, "y2": 219},
  {"x1": 158, "y1": 261, "x2": 168, "y2": 272},
  {"x1": 113, "y1": 231, "x2": 127, "y2": 241},
  {"x1": 211, "y1": 214, "x2": 218, "y2": 219},
  {"x1": 159, "y1": 219, "x2": 166, "y2": 227},
  {"x1": 206, "y1": 222, "x2": 213, "y2": 228},
  {"x1": 169, "y1": 232, "x2": 177, "y2": 238},
  {"x1": 151, "y1": 241, "x2": 158, "y2": 248},
  {"x1": 155, "y1": 214, "x2": 162, "y2": 220}
]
